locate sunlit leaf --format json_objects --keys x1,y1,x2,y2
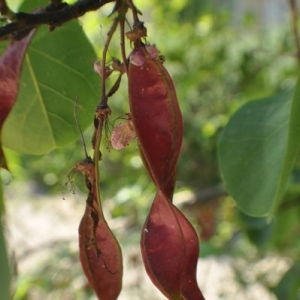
[{"x1": 2, "y1": 20, "x2": 99, "y2": 154}]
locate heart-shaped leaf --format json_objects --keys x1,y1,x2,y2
[
  {"x1": 218, "y1": 86, "x2": 300, "y2": 216},
  {"x1": 2, "y1": 20, "x2": 99, "y2": 154}
]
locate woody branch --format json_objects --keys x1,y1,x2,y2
[{"x1": 0, "y1": 0, "x2": 115, "y2": 40}]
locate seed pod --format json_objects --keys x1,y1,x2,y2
[
  {"x1": 141, "y1": 191, "x2": 205, "y2": 300},
  {"x1": 76, "y1": 160, "x2": 123, "y2": 300},
  {"x1": 141, "y1": 191, "x2": 184, "y2": 299},
  {"x1": 79, "y1": 199, "x2": 123, "y2": 300},
  {"x1": 172, "y1": 206, "x2": 205, "y2": 300},
  {"x1": 128, "y1": 44, "x2": 183, "y2": 197}
]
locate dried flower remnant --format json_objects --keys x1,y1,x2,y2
[{"x1": 111, "y1": 119, "x2": 136, "y2": 150}]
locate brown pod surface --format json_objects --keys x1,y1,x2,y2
[{"x1": 128, "y1": 45, "x2": 183, "y2": 197}]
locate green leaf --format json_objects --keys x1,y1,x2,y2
[
  {"x1": 218, "y1": 85, "x2": 300, "y2": 216},
  {"x1": 0, "y1": 178, "x2": 10, "y2": 300},
  {"x1": 272, "y1": 262, "x2": 300, "y2": 300},
  {"x1": 2, "y1": 20, "x2": 99, "y2": 154}
]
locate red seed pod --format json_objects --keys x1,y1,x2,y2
[
  {"x1": 172, "y1": 206, "x2": 205, "y2": 300},
  {"x1": 141, "y1": 191, "x2": 204, "y2": 300},
  {"x1": 76, "y1": 160, "x2": 123, "y2": 300},
  {"x1": 0, "y1": 29, "x2": 35, "y2": 168},
  {"x1": 128, "y1": 43, "x2": 204, "y2": 299},
  {"x1": 141, "y1": 191, "x2": 184, "y2": 299},
  {"x1": 128, "y1": 44, "x2": 183, "y2": 197},
  {"x1": 79, "y1": 200, "x2": 123, "y2": 300}
]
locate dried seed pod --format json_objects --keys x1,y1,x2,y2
[
  {"x1": 76, "y1": 160, "x2": 123, "y2": 300},
  {"x1": 79, "y1": 199, "x2": 123, "y2": 300},
  {"x1": 128, "y1": 44, "x2": 183, "y2": 197}
]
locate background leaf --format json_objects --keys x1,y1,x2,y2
[
  {"x1": 1, "y1": 20, "x2": 99, "y2": 154},
  {"x1": 218, "y1": 87, "x2": 300, "y2": 216},
  {"x1": 0, "y1": 177, "x2": 10, "y2": 300}
]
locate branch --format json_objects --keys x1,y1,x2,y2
[
  {"x1": 0, "y1": 0, "x2": 115, "y2": 40},
  {"x1": 288, "y1": 0, "x2": 300, "y2": 63},
  {"x1": 0, "y1": 0, "x2": 9, "y2": 15}
]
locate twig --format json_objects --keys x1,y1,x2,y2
[
  {"x1": 0, "y1": 0, "x2": 9, "y2": 15},
  {"x1": 288, "y1": 0, "x2": 300, "y2": 63},
  {"x1": 119, "y1": 17, "x2": 128, "y2": 72},
  {"x1": 100, "y1": 17, "x2": 119, "y2": 106},
  {"x1": 0, "y1": 0, "x2": 115, "y2": 40}
]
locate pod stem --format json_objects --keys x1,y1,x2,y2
[
  {"x1": 100, "y1": 17, "x2": 119, "y2": 108},
  {"x1": 92, "y1": 107, "x2": 111, "y2": 216}
]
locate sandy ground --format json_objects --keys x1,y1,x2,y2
[{"x1": 4, "y1": 181, "x2": 288, "y2": 300}]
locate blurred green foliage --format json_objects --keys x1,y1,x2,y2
[
  {"x1": 2, "y1": 0, "x2": 300, "y2": 299},
  {"x1": 0, "y1": 175, "x2": 10, "y2": 300}
]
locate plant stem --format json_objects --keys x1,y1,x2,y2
[
  {"x1": 0, "y1": 0, "x2": 115, "y2": 40},
  {"x1": 100, "y1": 17, "x2": 119, "y2": 107},
  {"x1": 119, "y1": 17, "x2": 128, "y2": 72},
  {"x1": 288, "y1": 0, "x2": 300, "y2": 63},
  {"x1": 92, "y1": 111, "x2": 105, "y2": 215}
]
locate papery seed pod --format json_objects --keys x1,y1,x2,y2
[{"x1": 128, "y1": 44, "x2": 183, "y2": 197}]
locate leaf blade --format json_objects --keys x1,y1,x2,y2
[
  {"x1": 2, "y1": 20, "x2": 99, "y2": 154},
  {"x1": 218, "y1": 91, "x2": 295, "y2": 216}
]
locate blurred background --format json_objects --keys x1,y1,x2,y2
[{"x1": 3, "y1": 0, "x2": 300, "y2": 299}]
